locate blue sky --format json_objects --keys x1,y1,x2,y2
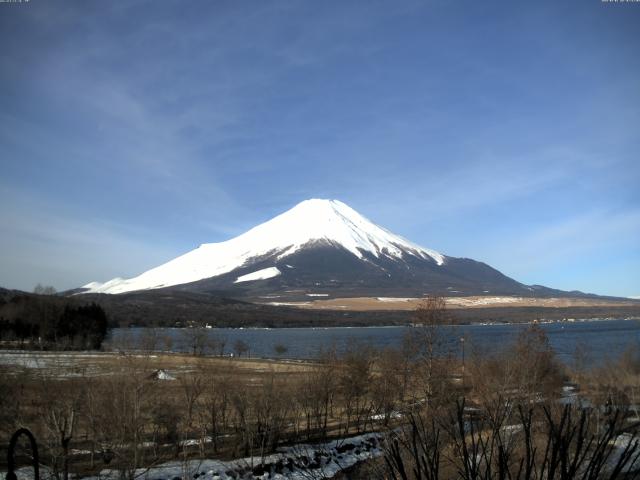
[{"x1": 1, "y1": 0, "x2": 638, "y2": 297}]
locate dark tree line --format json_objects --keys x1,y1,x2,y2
[{"x1": 0, "y1": 294, "x2": 109, "y2": 350}]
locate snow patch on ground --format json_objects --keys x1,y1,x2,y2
[
  {"x1": 154, "y1": 369, "x2": 176, "y2": 381},
  {"x1": 0, "y1": 432, "x2": 383, "y2": 480},
  {"x1": 266, "y1": 302, "x2": 312, "y2": 307},
  {"x1": 449, "y1": 296, "x2": 523, "y2": 306},
  {"x1": 609, "y1": 433, "x2": 640, "y2": 472},
  {"x1": 0, "y1": 351, "x2": 158, "y2": 377}
]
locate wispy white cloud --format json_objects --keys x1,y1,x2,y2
[
  {"x1": 502, "y1": 209, "x2": 640, "y2": 269},
  {"x1": 0, "y1": 186, "x2": 178, "y2": 290}
]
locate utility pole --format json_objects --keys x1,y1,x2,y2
[{"x1": 460, "y1": 336, "x2": 465, "y2": 389}]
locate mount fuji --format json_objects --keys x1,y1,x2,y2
[{"x1": 80, "y1": 199, "x2": 575, "y2": 300}]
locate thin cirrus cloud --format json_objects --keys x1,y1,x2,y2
[
  {"x1": 0, "y1": 186, "x2": 178, "y2": 290},
  {"x1": 488, "y1": 210, "x2": 640, "y2": 275}
]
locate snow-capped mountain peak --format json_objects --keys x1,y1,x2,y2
[
  {"x1": 228, "y1": 199, "x2": 443, "y2": 263},
  {"x1": 83, "y1": 199, "x2": 444, "y2": 294}
]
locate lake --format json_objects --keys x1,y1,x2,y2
[{"x1": 108, "y1": 318, "x2": 640, "y2": 366}]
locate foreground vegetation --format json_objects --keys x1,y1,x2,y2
[{"x1": 1, "y1": 298, "x2": 640, "y2": 479}]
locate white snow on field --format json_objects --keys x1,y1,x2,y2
[
  {"x1": 154, "y1": 369, "x2": 176, "y2": 381},
  {"x1": 371, "y1": 411, "x2": 402, "y2": 420},
  {"x1": 449, "y1": 296, "x2": 523, "y2": 306},
  {"x1": 0, "y1": 354, "x2": 44, "y2": 368},
  {"x1": 609, "y1": 433, "x2": 640, "y2": 472},
  {"x1": 0, "y1": 351, "x2": 159, "y2": 378},
  {"x1": 266, "y1": 302, "x2": 312, "y2": 307},
  {"x1": 234, "y1": 267, "x2": 281, "y2": 284},
  {"x1": 82, "y1": 199, "x2": 445, "y2": 294},
  {"x1": 0, "y1": 432, "x2": 384, "y2": 480},
  {"x1": 0, "y1": 351, "x2": 107, "y2": 368},
  {"x1": 376, "y1": 297, "x2": 413, "y2": 302}
]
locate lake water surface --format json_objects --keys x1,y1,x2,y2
[{"x1": 109, "y1": 318, "x2": 640, "y2": 366}]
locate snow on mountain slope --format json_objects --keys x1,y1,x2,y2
[
  {"x1": 234, "y1": 267, "x2": 281, "y2": 284},
  {"x1": 83, "y1": 199, "x2": 445, "y2": 294}
]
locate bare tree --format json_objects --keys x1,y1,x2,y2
[
  {"x1": 0, "y1": 365, "x2": 26, "y2": 440},
  {"x1": 371, "y1": 347, "x2": 404, "y2": 425},
  {"x1": 139, "y1": 328, "x2": 160, "y2": 352},
  {"x1": 234, "y1": 339, "x2": 250, "y2": 357},
  {"x1": 573, "y1": 340, "x2": 592, "y2": 382},
  {"x1": 182, "y1": 328, "x2": 209, "y2": 356},
  {"x1": 199, "y1": 366, "x2": 233, "y2": 454},
  {"x1": 34, "y1": 284, "x2": 57, "y2": 295},
  {"x1": 273, "y1": 343, "x2": 288, "y2": 357},
  {"x1": 467, "y1": 324, "x2": 564, "y2": 425},
  {"x1": 180, "y1": 373, "x2": 204, "y2": 431},
  {"x1": 412, "y1": 295, "x2": 455, "y2": 406},
  {"x1": 40, "y1": 377, "x2": 84, "y2": 480},
  {"x1": 338, "y1": 343, "x2": 374, "y2": 434},
  {"x1": 209, "y1": 333, "x2": 227, "y2": 356},
  {"x1": 252, "y1": 372, "x2": 293, "y2": 462},
  {"x1": 296, "y1": 349, "x2": 337, "y2": 441},
  {"x1": 230, "y1": 382, "x2": 253, "y2": 457},
  {"x1": 511, "y1": 325, "x2": 564, "y2": 401},
  {"x1": 96, "y1": 354, "x2": 158, "y2": 479}
]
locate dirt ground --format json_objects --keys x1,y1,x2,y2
[{"x1": 0, "y1": 350, "x2": 316, "y2": 380}]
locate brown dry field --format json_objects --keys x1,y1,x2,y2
[
  {"x1": 0, "y1": 350, "x2": 316, "y2": 380},
  {"x1": 261, "y1": 295, "x2": 640, "y2": 311}
]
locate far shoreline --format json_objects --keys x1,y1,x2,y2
[{"x1": 121, "y1": 315, "x2": 640, "y2": 330}]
